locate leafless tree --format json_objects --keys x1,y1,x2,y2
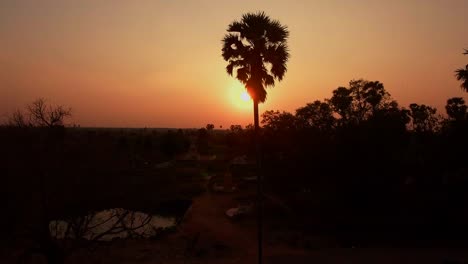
[
  {"x1": 7, "y1": 109, "x2": 28, "y2": 127},
  {"x1": 7, "y1": 98, "x2": 72, "y2": 127},
  {"x1": 27, "y1": 98, "x2": 72, "y2": 127}
]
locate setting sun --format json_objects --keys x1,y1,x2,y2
[
  {"x1": 228, "y1": 81, "x2": 252, "y2": 111},
  {"x1": 240, "y1": 91, "x2": 251, "y2": 102}
]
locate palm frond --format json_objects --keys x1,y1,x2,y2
[
  {"x1": 263, "y1": 73, "x2": 275, "y2": 88},
  {"x1": 221, "y1": 33, "x2": 246, "y2": 61},
  {"x1": 455, "y1": 67, "x2": 467, "y2": 81},
  {"x1": 228, "y1": 21, "x2": 244, "y2": 33},
  {"x1": 241, "y1": 12, "x2": 271, "y2": 40},
  {"x1": 242, "y1": 11, "x2": 270, "y2": 29},
  {"x1": 455, "y1": 66, "x2": 468, "y2": 92},
  {"x1": 264, "y1": 43, "x2": 289, "y2": 80},
  {"x1": 237, "y1": 67, "x2": 250, "y2": 83},
  {"x1": 266, "y1": 20, "x2": 289, "y2": 43},
  {"x1": 226, "y1": 59, "x2": 246, "y2": 76}
]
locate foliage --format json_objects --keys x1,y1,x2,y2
[
  {"x1": 408, "y1": 103, "x2": 440, "y2": 133},
  {"x1": 445, "y1": 97, "x2": 467, "y2": 121},
  {"x1": 261, "y1": 110, "x2": 296, "y2": 131},
  {"x1": 222, "y1": 11, "x2": 290, "y2": 103},
  {"x1": 295, "y1": 100, "x2": 335, "y2": 131},
  {"x1": 455, "y1": 48, "x2": 468, "y2": 92},
  {"x1": 327, "y1": 79, "x2": 391, "y2": 125},
  {"x1": 255, "y1": 79, "x2": 468, "y2": 220}
]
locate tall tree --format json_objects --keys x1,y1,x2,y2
[
  {"x1": 222, "y1": 11, "x2": 290, "y2": 131},
  {"x1": 222, "y1": 12, "x2": 289, "y2": 264},
  {"x1": 455, "y1": 49, "x2": 468, "y2": 92}
]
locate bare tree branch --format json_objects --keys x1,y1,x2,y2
[
  {"x1": 27, "y1": 98, "x2": 72, "y2": 127},
  {"x1": 8, "y1": 109, "x2": 29, "y2": 127}
]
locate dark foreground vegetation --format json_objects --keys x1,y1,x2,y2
[{"x1": 258, "y1": 79, "x2": 468, "y2": 246}]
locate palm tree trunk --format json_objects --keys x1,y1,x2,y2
[{"x1": 253, "y1": 99, "x2": 263, "y2": 264}]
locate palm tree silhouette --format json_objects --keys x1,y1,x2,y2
[
  {"x1": 455, "y1": 49, "x2": 468, "y2": 92},
  {"x1": 222, "y1": 11, "x2": 289, "y2": 264}
]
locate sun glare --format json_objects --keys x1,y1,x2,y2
[
  {"x1": 240, "y1": 91, "x2": 250, "y2": 101},
  {"x1": 228, "y1": 82, "x2": 251, "y2": 110}
]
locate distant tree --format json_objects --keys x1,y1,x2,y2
[
  {"x1": 8, "y1": 109, "x2": 28, "y2": 127},
  {"x1": 295, "y1": 100, "x2": 335, "y2": 131},
  {"x1": 328, "y1": 80, "x2": 390, "y2": 125},
  {"x1": 261, "y1": 110, "x2": 296, "y2": 131},
  {"x1": 328, "y1": 87, "x2": 353, "y2": 123},
  {"x1": 206, "y1": 124, "x2": 215, "y2": 131},
  {"x1": 8, "y1": 98, "x2": 72, "y2": 128},
  {"x1": 348, "y1": 79, "x2": 389, "y2": 122},
  {"x1": 455, "y1": 49, "x2": 468, "y2": 92},
  {"x1": 445, "y1": 97, "x2": 467, "y2": 121},
  {"x1": 260, "y1": 110, "x2": 297, "y2": 158},
  {"x1": 408, "y1": 103, "x2": 440, "y2": 133},
  {"x1": 367, "y1": 100, "x2": 411, "y2": 142},
  {"x1": 28, "y1": 98, "x2": 72, "y2": 127},
  {"x1": 229, "y1": 124, "x2": 243, "y2": 133},
  {"x1": 376, "y1": 100, "x2": 411, "y2": 126}
]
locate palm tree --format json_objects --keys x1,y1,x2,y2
[
  {"x1": 222, "y1": 12, "x2": 289, "y2": 264},
  {"x1": 455, "y1": 49, "x2": 468, "y2": 92},
  {"x1": 222, "y1": 11, "x2": 290, "y2": 132}
]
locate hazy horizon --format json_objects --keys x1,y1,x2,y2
[{"x1": 1, "y1": 0, "x2": 467, "y2": 128}]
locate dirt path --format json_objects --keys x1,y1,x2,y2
[
  {"x1": 177, "y1": 187, "x2": 313, "y2": 263},
  {"x1": 178, "y1": 190, "x2": 259, "y2": 260}
]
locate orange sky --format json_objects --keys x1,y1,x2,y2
[{"x1": 1, "y1": 0, "x2": 467, "y2": 128}]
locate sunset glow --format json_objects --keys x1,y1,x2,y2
[
  {"x1": 228, "y1": 82, "x2": 252, "y2": 111},
  {"x1": 240, "y1": 91, "x2": 251, "y2": 102},
  {"x1": 1, "y1": 1, "x2": 467, "y2": 128}
]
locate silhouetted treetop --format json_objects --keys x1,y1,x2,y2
[
  {"x1": 222, "y1": 11, "x2": 290, "y2": 103},
  {"x1": 295, "y1": 100, "x2": 335, "y2": 131},
  {"x1": 328, "y1": 87, "x2": 353, "y2": 122},
  {"x1": 446, "y1": 97, "x2": 467, "y2": 121},
  {"x1": 326, "y1": 79, "x2": 391, "y2": 125},
  {"x1": 261, "y1": 110, "x2": 296, "y2": 131},
  {"x1": 408, "y1": 103, "x2": 440, "y2": 133},
  {"x1": 455, "y1": 48, "x2": 468, "y2": 92}
]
